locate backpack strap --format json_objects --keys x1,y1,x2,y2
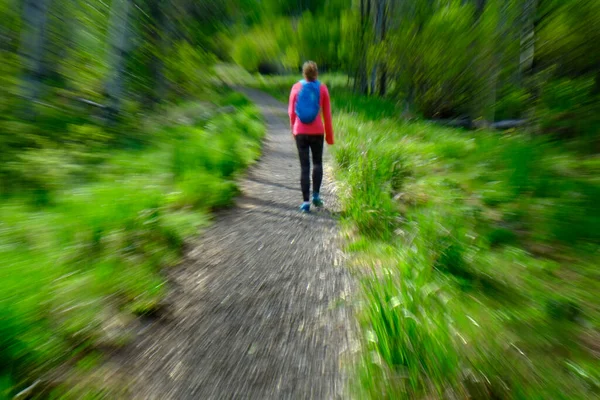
[{"x1": 300, "y1": 79, "x2": 320, "y2": 87}]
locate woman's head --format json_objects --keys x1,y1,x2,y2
[{"x1": 302, "y1": 61, "x2": 318, "y2": 82}]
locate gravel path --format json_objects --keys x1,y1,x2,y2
[{"x1": 112, "y1": 88, "x2": 355, "y2": 399}]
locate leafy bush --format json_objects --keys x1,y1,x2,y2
[
  {"x1": 327, "y1": 89, "x2": 600, "y2": 398},
  {"x1": 537, "y1": 78, "x2": 600, "y2": 145},
  {"x1": 0, "y1": 93, "x2": 265, "y2": 396},
  {"x1": 416, "y1": 3, "x2": 475, "y2": 118},
  {"x1": 175, "y1": 171, "x2": 240, "y2": 210},
  {"x1": 495, "y1": 86, "x2": 529, "y2": 120},
  {"x1": 296, "y1": 12, "x2": 341, "y2": 69},
  {"x1": 231, "y1": 30, "x2": 280, "y2": 73},
  {"x1": 486, "y1": 226, "x2": 517, "y2": 247},
  {"x1": 281, "y1": 47, "x2": 300, "y2": 72},
  {"x1": 164, "y1": 42, "x2": 217, "y2": 99}
]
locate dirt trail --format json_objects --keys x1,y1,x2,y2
[{"x1": 111, "y1": 88, "x2": 355, "y2": 399}]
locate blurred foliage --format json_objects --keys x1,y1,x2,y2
[
  {"x1": 0, "y1": 92, "x2": 264, "y2": 397},
  {"x1": 229, "y1": 0, "x2": 599, "y2": 149},
  {"x1": 322, "y1": 88, "x2": 599, "y2": 398},
  {"x1": 2, "y1": 0, "x2": 600, "y2": 397},
  {"x1": 1, "y1": 0, "x2": 266, "y2": 392}
]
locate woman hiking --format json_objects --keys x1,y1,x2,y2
[{"x1": 288, "y1": 61, "x2": 334, "y2": 213}]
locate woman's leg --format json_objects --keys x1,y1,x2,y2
[
  {"x1": 309, "y1": 135, "x2": 325, "y2": 196},
  {"x1": 295, "y1": 135, "x2": 311, "y2": 202}
]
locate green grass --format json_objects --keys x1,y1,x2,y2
[
  {"x1": 333, "y1": 105, "x2": 598, "y2": 398},
  {"x1": 242, "y1": 71, "x2": 600, "y2": 398},
  {"x1": 0, "y1": 89, "x2": 265, "y2": 398}
]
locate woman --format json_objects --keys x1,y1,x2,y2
[{"x1": 288, "y1": 61, "x2": 334, "y2": 213}]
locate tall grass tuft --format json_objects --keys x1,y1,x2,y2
[{"x1": 358, "y1": 257, "x2": 459, "y2": 398}]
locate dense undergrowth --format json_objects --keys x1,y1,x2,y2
[
  {"x1": 333, "y1": 97, "x2": 599, "y2": 398},
  {"x1": 251, "y1": 72, "x2": 599, "y2": 398},
  {"x1": 0, "y1": 90, "x2": 264, "y2": 398}
]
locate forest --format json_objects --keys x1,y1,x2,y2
[{"x1": 1, "y1": 0, "x2": 599, "y2": 398}]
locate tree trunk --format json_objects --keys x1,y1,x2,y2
[
  {"x1": 519, "y1": 0, "x2": 538, "y2": 83},
  {"x1": 484, "y1": 1, "x2": 513, "y2": 123},
  {"x1": 44, "y1": 0, "x2": 80, "y2": 90},
  {"x1": 377, "y1": 0, "x2": 387, "y2": 96},
  {"x1": 370, "y1": 66, "x2": 377, "y2": 95},
  {"x1": 19, "y1": 0, "x2": 52, "y2": 114},
  {"x1": 370, "y1": 0, "x2": 384, "y2": 95},
  {"x1": 356, "y1": 0, "x2": 370, "y2": 95},
  {"x1": 379, "y1": 67, "x2": 387, "y2": 97},
  {"x1": 149, "y1": 0, "x2": 166, "y2": 105},
  {"x1": 104, "y1": 0, "x2": 132, "y2": 121},
  {"x1": 470, "y1": 0, "x2": 499, "y2": 124},
  {"x1": 354, "y1": 0, "x2": 364, "y2": 93},
  {"x1": 524, "y1": 0, "x2": 550, "y2": 134}
]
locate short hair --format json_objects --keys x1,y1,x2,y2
[{"x1": 302, "y1": 61, "x2": 318, "y2": 81}]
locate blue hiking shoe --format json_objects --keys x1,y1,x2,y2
[
  {"x1": 312, "y1": 194, "x2": 324, "y2": 208},
  {"x1": 300, "y1": 202, "x2": 311, "y2": 213}
]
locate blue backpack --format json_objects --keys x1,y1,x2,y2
[{"x1": 295, "y1": 80, "x2": 321, "y2": 124}]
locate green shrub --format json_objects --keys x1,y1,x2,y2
[
  {"x1": 0, "y1": 93, "x2": 265, "y2": 396},
  {"x1": 549, "y1": 181, "x2": 600, "y2": 244},
  {"x1": 343, "y1": 147, "x2": 400, "y2": 238},
  {"x1": 334, "y1": 144, "x2": 356, "y2": 170},
  {"x1": 220, "y1": 92, "x2": 251, "y2": 108},
  {"x1": 172, "y1": 128, "x2": 209, "y2": 179},
  {"x1": 281, "y1": 47, "x2": 300, "y2": 72},
  {"x1": 537, "y1": 77, "x2": 600, "y2": 145},
  {"x1": 7, "y1": 148, "x2": 77, "y2": 205},
  {"x1": 487, "y1": 226, "x2": 517, "y2": 247},
  {"x1": 231, "y1": 30, "x2": 280, "y2": 73},
  {"x1": 66, "y1": 124, "x2": 112, "y2": 147},
  {"x1": 164, "y1": 42, "x2": 217, "y2": 99},
  {"x1": 495, "y1": 86, "x2": 529, "y2": 120},
  {"x1": 504, "y1": 138, "x2": 539, "y2": 195},
  {"x1": 359, "y1": 260, "x2": 459, "y2": 397},
  {"x1": 325, "y1": 88, "x2": 600, "y2": 398},
  {"x1": 436, "y1": 136, "x2": 472, "y2": 160},
  {"x1": 175, "y1": 171, "x2": 239, "y2": 210}
]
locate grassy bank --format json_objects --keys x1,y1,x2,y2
[
  {"x1": 242, "y1": 70, "x2": 599, "y2": 398},
  {"x1": 0, "y1": 90, "x2": 264, "y2": 398},
  {"x1": 331, "y1": 95, "x2": 599, "y2": 398}
]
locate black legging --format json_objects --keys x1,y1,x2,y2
[{"x1": 295, "y1": 134, "x2": 324, "y2": 202}]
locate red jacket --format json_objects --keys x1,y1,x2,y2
[{"x1": 288, "y1": 81, "x2": 334, "y2": 145}]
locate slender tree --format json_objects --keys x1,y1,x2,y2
[
  {"x1": 378, "y1": 0, "x2": 388, "y2": 96},
  {"x1": 519, "y1": 0, "x2": 537, "y2": 83},
  {"x1": 147, "y1": 0, "x2": 167, "y2": 105},
  {"x1": 19, "y1": 0, "x2": 52, "y2": 113},
  {"x1": 104, "y1": 0, "x2": 132, "y2": 120},
  {"x1": 355, "y1": 0, "x2": 371, "y2": 94},
  {"x1": 369, "y1": 0, "x2": 383, "y2": 95}
]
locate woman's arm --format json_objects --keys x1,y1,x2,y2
[
  {"x1": 288, "y1": 85, "x2": 297, "y2": 131},
  {"x1": 322, "y1": 85, "x2": 334, "y2": 145}
]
